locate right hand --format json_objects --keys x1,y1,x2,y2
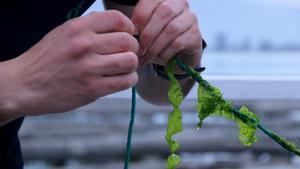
[{"x1": 2, "y1": 11, "x2": 139, "y2": 116}]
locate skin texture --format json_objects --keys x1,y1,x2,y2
[
  {"x1": 132, "y1": 0, "x2": 202, "y2": 67},
  {"x1": 0, "y1": 11, "x2": 139, "y2": 125},
  {"x1": 0, "y1": 0, "x2": 203, "y2": 125},
  {"x1": 105, "y1": 0, "x2": 203, "y2": 104}
]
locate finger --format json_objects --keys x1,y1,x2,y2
[
  {"x1": 82, "y1": 11, "x2": 135, "y2": 34},
  {"x1": 93, "y1": 32, "x2": 139, "y2": 55},
  {"x1": 138, "y1": 0, "x2": 188, "y2": 57},
  {"x1": 132, "y1": 0, "x2": 166, "y2": 29},
  {"x1": 157, "y1": 24, "x2": 202, "y2": 65},
  {"x1": 88, "y1": 52, "x2": 138, "y2": 76},
  {"x1": 141, "y1": 10, "x2": 196, "y2": 65},
  {"x1": 100, "y1": 72, "x2": 138, "y2": 96}
]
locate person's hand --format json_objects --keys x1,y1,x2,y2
[
  {"x1": 132, "y1": 0, "x2": 203, "y2": 69},
  {"x1": 1, "y1": 11, "x2": 139, "y2": 116}
]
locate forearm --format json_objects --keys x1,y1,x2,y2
[{"x1": 0, "y1": 59, "x2": 23, "y2": 126}]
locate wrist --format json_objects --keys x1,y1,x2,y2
[{"x1": 0, "y1": 58, "x2": 25, "y2": 124}]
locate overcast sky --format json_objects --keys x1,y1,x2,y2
[
  {"x1": 192, "y1": 0, "x2": 300, "y2": 47},
  {"x1": 84, "y1": 0, "x2": 300, "y2": 98},
  {"x1": 85, "y1": 0, "x2": 300, "y2": 47}
]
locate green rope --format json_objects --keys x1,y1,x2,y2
[
  {"x1": 124, "y1": 87, "x2": 136, "y2": 169},
  {"x1": 123, "y1": 35, "x2": 141, "y2": 169},
  {"x1": 175, "y1": 58, "x2": 300, "y2": 156},
  {"x1": 65, "y1": 11, "x2": 138, "y2": 168},
  {"x1": 231, "y1": 108, "x2": 300, "y2": 156},
  {"x1": 123, "y1": 58, "x2": 300, "y2": 169}
]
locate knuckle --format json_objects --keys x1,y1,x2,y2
[
  {"x1": 89, "y1": 11, "x2": 102, "y2": 18},
  {"x1": 166, "y1": 21, "x2": 180, "y2": 34},
  {"x1": 108, "y1": 10, "x2": 127, "y2": 28},
  {"x1": 82, "y1": 59, "x2": 96, "y2": 73},
  {"x1": 191, "y1": 25, "x2": 201, "y2": 38},
  {"x1": 173, "y1": 39, "x2": 184, "y2": 50},
  {"x1": 65, "y1": 18, "x2": 84, "y2": 35},
  {"x1": 131, "y1": 8, "x2": 146, "y2": 26},
  {"x1": 189, "y1": 12, "x2": 198, "y2": 23},
  {"x1": 85, "y1": 82, "x2": 95, "y2": 94},
  {"x1": 85, "y1": 80, "x2": 100, "y2": 96},
  {"x1": 70, "y1": 36, "x2": 93, "y2": 54},
  {"x1": 110, "y1": 58, "x2": 123, "y2": 70},
  {"x1": 157, "y1": 3, "x2": 175, "y2": 19},
  {"x1": 107, "y1": 73, "x2": 138, "y2": 91},
  {"x1": 111, "y1": 52, "x2": 138, "y2": 72},
  {"x1": 118, "y1": 32, "x2": 133, "y2": 51},
  {"x1": 124, "y1": 52, "x2": 138, "y2": 71},
  {"x1": 182, "y1": 0, "x2": 189, "y2": 7}
]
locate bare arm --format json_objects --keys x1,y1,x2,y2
[
  {"x1": 103, "y1": 0, "x2": 203, "y2": 105},
  {"x1": 0, "y1": 59, "x2": 23, "y2": 126}
]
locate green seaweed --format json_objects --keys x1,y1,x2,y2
[
  {"x1": 160, "y1": 58, "x2": 300, "y2": 169},
  {"x1": 196, "y1": 75, "x2": 259, "y2": 146},
  {"x1": 165, "y1": 58, "x2": 184, "y2": 169},
  {"x1": 175, "y1": 58, "x2": 300, "y2": 156},
  {"x1": 167, "y1": 154, "x2": 181, "y2": 169}
]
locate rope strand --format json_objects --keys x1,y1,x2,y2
[
  {"x1": 175, "y1": 58, "x2": 300, "y2": 156},
  {"x1": 124, "y1": 87, "x2": 137, "y2": 169}
]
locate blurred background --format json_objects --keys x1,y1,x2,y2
[{"x1": 22, "y1": 0, "x2": 300, "y2": 168}]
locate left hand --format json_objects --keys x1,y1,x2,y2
[{"x1": 132, "y1": 0, "x2": 203, "y2": 69}]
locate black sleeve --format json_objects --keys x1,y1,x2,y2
[
  {"x1": 0, "y1": 118, "x2": 24, "y2": 169},
  {"x1": 109, "y1": 0, "x2": 138, "y2": 5}
]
